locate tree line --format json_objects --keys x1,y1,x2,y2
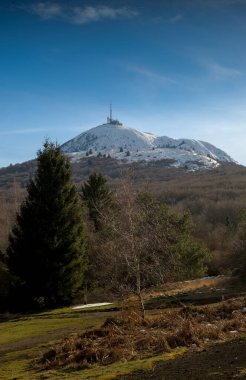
[{"x1": 0, "y1": 141, "x2": 245, "y2": 312}]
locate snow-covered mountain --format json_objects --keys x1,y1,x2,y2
[{"x1": 61, "y1": 117, "x2": 235, "y2": 171}]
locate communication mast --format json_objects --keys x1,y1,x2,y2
[
  {"x1": 106, "y1": 104, "x2": 123, "y2": 126},
  {"x1": 110, "y1": 103, "x2": 112, "y2": 122}
]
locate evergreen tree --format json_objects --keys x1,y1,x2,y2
[
  {"x1": 232, "y1": 211, "x2": 246, "y2": 280},
  {"x1": 7, "y1": 141, "x2": 86, "y2": 310},
  {"x1": 81, "y1": 172, "x2": 112, "y2": 231},
  {"x1": 0, "y1": 252, "x2": 10, "y2": 312}
]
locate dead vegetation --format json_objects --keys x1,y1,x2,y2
[
  {"x1": 38, "y1": 297, "x2": 246, "y2": 371},
  {"x1": 146, "y1": 275, "x2": 228, "y2": 299}
]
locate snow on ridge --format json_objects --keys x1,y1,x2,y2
[
  {"x1": 62, "y1": 122, "x2": 156, "y2": 154},
  {"x1": 61, "y1": 121, "x2": 235, "y2": 170}
]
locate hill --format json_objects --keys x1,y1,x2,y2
[{"x1": 61, "y1": 116, "x2": 234, "y2": 171}]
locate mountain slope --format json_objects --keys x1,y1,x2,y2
[
  {"x1": 62, "y1": 123, "x2": 155, "y2": 152},
  {"x1": 61, "y1": 119, "x2": 235, "y2": 170}
]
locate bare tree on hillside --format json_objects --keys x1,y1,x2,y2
[{"x1": 92, "y1": 174, "x2": 209, "y2": 320}]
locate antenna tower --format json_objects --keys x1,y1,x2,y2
[{"x1": 110, "y1": 103, "x2": 112, "y2": 122}]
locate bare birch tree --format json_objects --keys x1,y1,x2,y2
[{"x1": 85, "y1": 173, "x2": 209, "y2": 319}]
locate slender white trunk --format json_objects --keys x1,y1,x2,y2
[{"x1": 136, "y1": 263, "x2": 145, "y2": 320}]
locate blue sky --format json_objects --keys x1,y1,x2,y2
[{"x1": 1, "y1": 0, "x2": 246, "y2": 167}]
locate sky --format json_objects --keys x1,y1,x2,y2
[{"x1": 1, "y1": 0, "x2": 246, "y2": 167}]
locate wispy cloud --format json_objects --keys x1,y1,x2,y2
[
  {"x1": 201, "y1": 0, "x2": 245, "y2": 7},
  {"x1": 184, "y1": 0, "x2": 246, "y2": 9},
  {"x1": 23, "y1": 3, "x2": 138, "y2": 24},
  {"x1": 203, "y1": 61, "x2": 242, "y2": 79},
  {"x1": 168, "y1": 14, "x2": 183, "y2": 23},
  {"x1": 126, "y1": 65, "x2": 176, "y2": 85},
  {"x1": 0, "y1": 128, "x2": 47, "y2": 135},
  {"x1": 28, "y1": 2, "x2": 62, "y2": 20},
  {"x1": 71, "y1": 6, "x2": 138, "y2": 24}
]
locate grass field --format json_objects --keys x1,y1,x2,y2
[
  {"x1": 0, "y1": 277, "x2": 245, "y2": 380},
  {"x1": 0, "y1": 304, "x2": 187, "y2": 380},
  {"x1": 0, "y1": 305, "x2": 111, "y2": 379}
]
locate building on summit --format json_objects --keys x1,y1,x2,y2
[{"x1": 106, "y1": 104, "x2": 123, "y2": 126}]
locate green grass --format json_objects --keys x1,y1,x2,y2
[
  {"x1": 0, "y1": 301, "x2": 188, "y2": 380},
  {"x1": 38, "y1": 303, "x2": 118, "y2": 316},
  {"x1": 1, "y1": 277, "x2": 243, "y2": 380},
  {"x1": 0, "y1": 304, "x2": 117, "y2": 345},
  {"x1": 0, "y1": 349, "x2": 34, "y2": 380},
  {"x1": 0, "y1": 305, "x2": 117, "y2": 379},
  {"x1": 0, "y1": 316, "x2": 89, "y2": 345},
  {"x1": 77, "y1": 348, "x2": 187, "y2": 380},
  {"x1": 0, "y1": 347, "x2": 187, "y2": 380}
]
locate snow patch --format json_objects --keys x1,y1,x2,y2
[
  {"x1": 61, "y1": 121, "x2": 235, "y2": 171},
  {"x1": 71, "y1": 302, "x2": 113, "y2": 310}
]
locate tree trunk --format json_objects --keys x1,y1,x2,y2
[
  {"x1": 136, "y1": 267, "x2": 145, "y2": 320},
  {"x1": 84, "y1": 281, "x2": 88, "y2": 305}
]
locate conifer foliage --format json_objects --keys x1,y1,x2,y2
[
  {"x1": 81, "y1": 172, "x2": 112, "y2": 231},
  {"x1": 7, "y1": 141, "x2": 86, "y2": 310}
]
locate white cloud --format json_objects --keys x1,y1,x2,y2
[
  {"x1": 200, "y1": 60, "x2": 242, "y2": 79},
  {"x1": 185, "y1": 0, "x2": 246, "y2": 8},
  {"x1": 28, "y1": 2, "x2": 62, "y2": 20},
  {"x1": 203, "y1": 0, "x2": 245, "y2": 7},
  {"x1": 25, "y1": 3, "x2": 138, "y2": 24},
  {"x1": 71, "y1": 6, "x2": 138, "y2": 24},
  {"x1": 126, "y1": 65, "x2": 176, "y2": 85},
  {"x1": 168, "y1": 14, "x2": 183, "y2": 23},
  {"x1": 0, "y1": 128, "x2": 47, "y2": 135}
]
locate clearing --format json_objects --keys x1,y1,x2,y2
[{"x1": 0, "y1": 276, "x2": 246, "y2": 380}]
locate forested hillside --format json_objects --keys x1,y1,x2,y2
[
  {"x1": 1, "y1": 147, "x2": 246, "y2": 379},
  {"x1": 0, "y1": 159, "x2": 245, "y2": 275}
]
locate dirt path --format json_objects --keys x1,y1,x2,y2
[{"x1": 118, "y1": 338, "x2": 246, "y2": 380}]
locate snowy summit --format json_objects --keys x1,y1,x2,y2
[{"x1": 61, "y1": 110, "x2": 235, "y2": 171}]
